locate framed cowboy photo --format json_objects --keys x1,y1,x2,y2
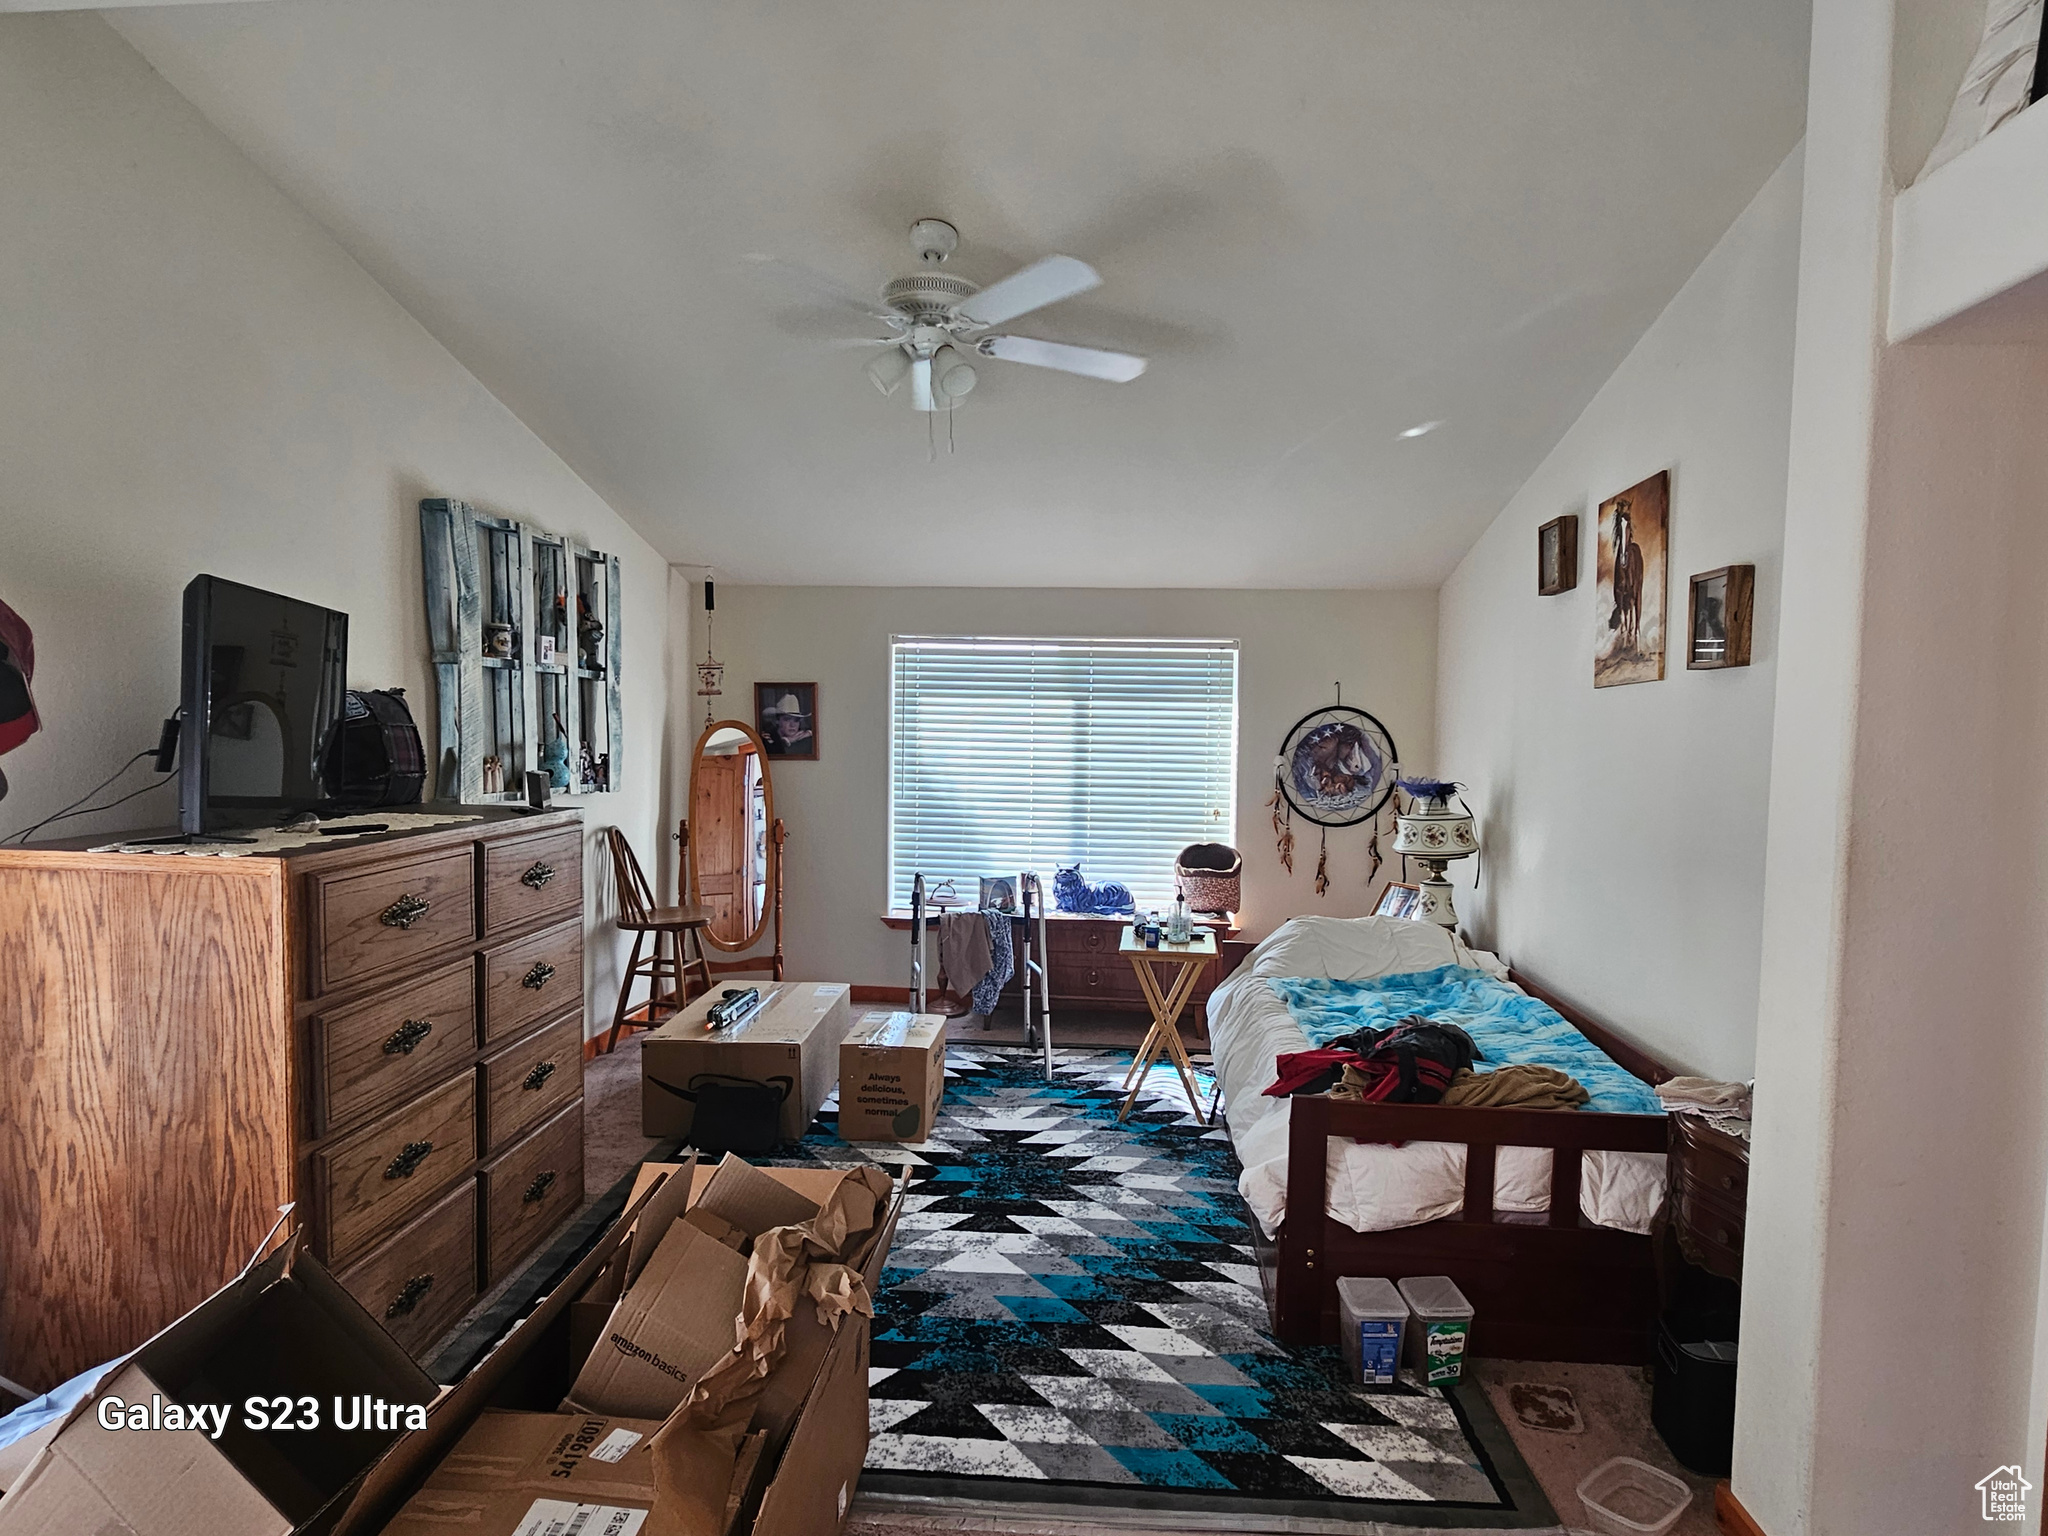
[{"x1": 755, "y1": 682, "x2": 819, "y2": 759}]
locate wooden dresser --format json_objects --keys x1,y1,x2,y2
[{"x1": 0, "y1": 809, "x2": 589, "y2": 1393}]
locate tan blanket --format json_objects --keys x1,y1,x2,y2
[{"x1": 1439, "y1": 1063, "x2": 1589, "y2": 1111}]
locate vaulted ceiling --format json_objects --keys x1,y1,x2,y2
[{"x1": 111, "y1": 0, "x2": 1808, "y2": 586}]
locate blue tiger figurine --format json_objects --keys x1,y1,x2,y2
[{"x1": 1053, "y1": 864, "x2": 1136, "y2": 915}]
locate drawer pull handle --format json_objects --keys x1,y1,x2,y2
[
  {"x1": 384, "y1": 1140, "x2": 434, "y2": 1180},
  {"x1": 385, "y1": 1274, "x2": 435, "y2": 1319},
  {"x1": 382, "y1": 1018, "x2": 434, "y2": 1055},
  {"x1": 1714, "y1": 1227, "x2": 1732, "y2": 1245},
  {"x1": 522, "y1": 1060, "x2": 558, "y2": 1092},
  {"x1": 520, "y1": 861, "x2": 556, "y2": 890},
  {"x1": 380, "y1": 893, "x2": 431, "y2": 930},
  {"x1": 522, "y1": 961, "x2": 557, "y2": 990},
  {"x1": 1721, "y1": 1174, "x2": 1738, "y2": 1190},
  {"x1": 523, "y1": 1169, "x2": 558, "y2": 1204}
]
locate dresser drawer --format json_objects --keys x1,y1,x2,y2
[
  {"x1": 1055, "y1": 958, "x2": 1150, "y2": 1002},
  {"x1": 481, "y1": 918, "x2": 583, "y2": 1044},
  {"x1": 1681, "y1": 1145, "x2": 1749, "y2": 1205},
  {"x1": 313, "y1": 848, "x2": 476, "y2": 994},
  {"x1": 313, "y1": 960, "x2": 477, "y2": 1137},
  {"x1": 480, "y1": 1012, "x2": 584, "y2": 1152},
  {"x1": 1047, "y1": 921, "x2": 1125, "y2": 956},
  {"x1": 336, "y1": 1181, "x2": 479, "y2": 1357},
  {"x1": 317, "y1": 1072, "x2": 477, "y2": 1263},
  {"x1": 482, "y1": 828, "x2": 583, "y2": 938},
  {"x1": 1674, "y1": 1180, "x2": 1745, "y2": 1279},
  {"x1": 479, "y1": 1099, "x2": 583, "y2": 1283}
]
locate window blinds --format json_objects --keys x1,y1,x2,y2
[{"x1": 889, "y1": 636, "x2": 1239, "y2": 912}]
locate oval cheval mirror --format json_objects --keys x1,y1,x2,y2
[{"x1": 687, "y1": 719, "x2": 776, "y2": 951}]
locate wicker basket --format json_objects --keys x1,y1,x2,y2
[{"x1": 1175, "y1": 843, "x2": 1242, "y2": 915}]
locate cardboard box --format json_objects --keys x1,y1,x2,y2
[
  {"x1": 837, "y1": 1011, "x2": 946, "y2": 1143},
  {"x1": 379, "y1": 1408, "x2": 668, "y2": 1535},
  {"x1": 564, "y1": 1219, "x2": 749, "y2": 1419},
  {"x1": 567, "y1": 1154, "x2": 900, "y2": 1447},
  {"x1": 328, "y1": 1157, "x2": 903, "y2": 1536},
  {"x1": 642, "y1": 983, "x2": 853, "y2": 1146},
  {"x1": 0, "y1": 1231, "x2": 439, "y2": 1536}
]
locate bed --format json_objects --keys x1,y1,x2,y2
[{"x1": 1206, "y1": 916, "x2": 1672, "y2": 1363}]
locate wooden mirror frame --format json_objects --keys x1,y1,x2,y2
[{"x1": 685, "y1": 717, "x2": 777, "y2": 953}]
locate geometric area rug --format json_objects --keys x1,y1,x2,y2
[{"x1": 766, "y1": 1045, "x2": 1556, "y2": 1529}]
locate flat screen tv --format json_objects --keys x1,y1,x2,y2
[{"x1": 179, "y1": 575, "x2": 349, "y2": 835}]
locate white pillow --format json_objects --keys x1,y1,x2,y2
[{"x1": 1245, "y1": 915, "x2": 1467, "y2": 982}]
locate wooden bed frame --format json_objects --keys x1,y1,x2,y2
[{"x1": 1248, "y1": 969, "x2": 1673, "y2": 1364}]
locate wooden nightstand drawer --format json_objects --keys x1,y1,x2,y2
[
  {"x1": 480, "y1": 1012, "x2": 584, "y2": 1152},
  {"x1": 336, "y1": 1181, "x2": 479, "y2": 1357},
  {"x1": 313, "y1": 959, "x2": 476, "y2": 1138},
  {"x1": 479, "y1": 1100, "x2": 584, "y2": 1283},
  {"x1": 482, "y1": 828, "x2": 583, "y2": 938},
  {"x1": 312, "y1": 848, "x2": 476, "y2": 994},
  {"x1": 481, "y1": 917, "x2": 583, "y2": 1044},
  {"x1": 317, "y1": 1071, "x2": 477, "y2": 1263}
]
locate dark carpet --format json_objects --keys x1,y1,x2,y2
[{"x1": 766, "y1": 1044, "x2": 1554, "y2": 1529}]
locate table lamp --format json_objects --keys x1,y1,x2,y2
[{"x1": 1391, "y1": 778, "x2": 1479, "y2": 929}]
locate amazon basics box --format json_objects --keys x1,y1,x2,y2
[
  {"x1": 837, "y1": 1011, "x2": 946, "y2": 1142},
  {"x1": 641, "y1": 983, "x2": 853, "y2": 1145}
]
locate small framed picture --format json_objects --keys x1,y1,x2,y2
[
  {"x1": 1687, "y1": 565, "x2": 1755, "y2": 670},
  {"x1": 1374, "y1": 881, "x2": 1423, "y2": 919},
  {"x1": 979, "y1": 876, "x2": 1018, "y2": 913},
  {"x1": 1537, "y1": 515, "x2": 1579, "y2": 596},
  {"x1": 755, "y1": 682, "x2": 819, "y2": 760}
]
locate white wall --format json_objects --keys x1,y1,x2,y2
[
  {"x1": 1433, "y1": 146, "x2": 1804, "y2": 1079},
  {"x1": 0, "y1": 13, "x2": 674, "y2": 1038},
  {"x1": 1734, "y1": 0, "x2": 2048, "y2": 1525},
  {"x1": 668, "y1": 585, "x2": 1437, "y2": 988}
]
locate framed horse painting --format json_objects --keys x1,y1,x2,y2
[{"x1": 1594, "y1": 470, "x2": 1669, "y2": 687}]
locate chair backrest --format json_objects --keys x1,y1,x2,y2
[{"x1": 606, "y1": 827, "x2": 657, "y2": 925}]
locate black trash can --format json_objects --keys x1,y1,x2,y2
[{"x1": 1651, "y1": 1311, "x2": 1737, "y2": 1475}]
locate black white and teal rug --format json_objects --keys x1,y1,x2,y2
[{"x1": 772, "y1": 1045, "x2": 1555, "y2": 1529}]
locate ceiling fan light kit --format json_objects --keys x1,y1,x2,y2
[{"x1": 831, "y1": 220, "x2": 1150, "y2": 414}]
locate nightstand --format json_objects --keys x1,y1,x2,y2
[{"x1": 1669, "y1": 1115, "x2": 1749, "y2": 1283}]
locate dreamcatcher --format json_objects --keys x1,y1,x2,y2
[{"x1": 1269, "y1": 687, "x2": 1400, "y2": 898}]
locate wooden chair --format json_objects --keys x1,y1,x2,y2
[{"x1": 602, "y1": 827, "x2": 714, "y2": 1054}]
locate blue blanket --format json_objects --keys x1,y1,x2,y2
[{"x1": 1267, "y1": 966, "x2": 1662, "y2": 1114}]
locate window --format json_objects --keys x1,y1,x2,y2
[{"x1": 889, "y1": 636, "x2": 1238, "y2": 911}]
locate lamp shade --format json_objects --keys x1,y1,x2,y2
[{"x1": 1393, "y1": 805, "x2": 1478, "y2": 860}]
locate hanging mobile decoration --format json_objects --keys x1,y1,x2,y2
[
  {"x1": 695, "y1": 571, "x2": 725, "y2": 729},
  {"x1": 1314, "y1": 829, "x2": 1330, "y2": 895},
  {"x1": 1366, "y1": 809, "x2": 1384, "y2": 884},
  {"x1": 1266, "y1": 756, "x2": 1295, "y2": 874}
]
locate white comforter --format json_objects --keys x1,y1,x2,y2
[{"x1": 1208, "y1": 917, "x2": 1666, "y2": 1238}]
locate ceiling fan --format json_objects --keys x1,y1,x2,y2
[{"x1": 820, "y1": 219, "x2": 1148, "y2": 411}]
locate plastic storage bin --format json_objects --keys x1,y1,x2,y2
[
  {"x1": 1576, "y1": 1456, "x2": 1693, "y2": 1536},
  {"x1": 1650, "y1": 1312, "x2": 1737, "y2": 1474},
  {"x1": 1397, "y1": 1275, "x2": 1474, "y2": 1386},
  {"x1": 1334, "y1": 1276, "x2": 1406, "y2": 1386}
]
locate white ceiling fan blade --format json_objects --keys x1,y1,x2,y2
[
  {"x1": 979, "y1": 334, "x2": 1148, "y2": 382},
  {"x1": 909, "y1": 355, "x2": 936, "y2": 411},
  {"x1": 953, "y1": 255, "x2": 1101, "y2": 327},
  {"x1": 742, "y1": 253, "x2": 899, "y2": 324}
]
